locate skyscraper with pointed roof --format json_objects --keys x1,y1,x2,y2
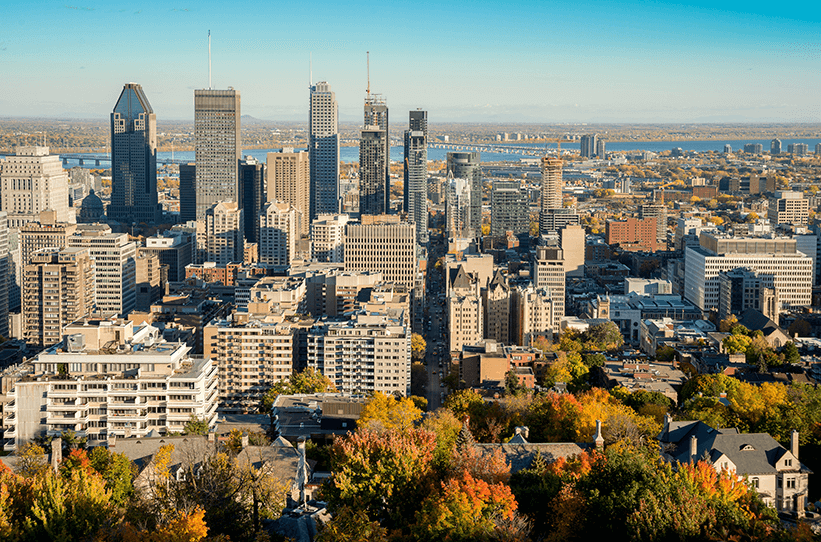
[{"x1": 109, "y1": 83, "x2": 162, "y2": 225}]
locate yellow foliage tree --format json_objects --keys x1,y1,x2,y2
[{"x1": 358, "y1": 392, "x2": 423, "y2": 431}]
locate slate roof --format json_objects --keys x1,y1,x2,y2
[
  {"x1": 477, "y1": 442, "x2": 592, "y2": 473},
  {"x1": 451, "y1": 265, "x2": 472, "y2": 291},
  {"x1": 488, "y1": 269, "x2": 509, "y2": 292},
  {"x1": 659, "y1": 419, "x2": 811, "y2": 475},
  {"x1": 738, "y1": 309, "x2": 784, "y2": 337}
]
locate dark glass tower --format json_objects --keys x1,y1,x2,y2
[
  {"x1": 404, "y1": 109, "x2": 428, "y2": 244},
  {"x1": 239, "y1": 156, "x2": 265, "y2": 243},
  {"x1": 364, "y1": 96, "x2": 389, "y2": 212},
  {"x1": 359, "y1": 126, "x2": 387, "y2": 216},
  {"x1": 109, "y1": 83, "x2": 162, "y2": 224},
  {"x1": 179, "y1": 163, "x2": 196, "y2": 223}
]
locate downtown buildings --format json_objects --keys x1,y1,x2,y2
[{"x1": 404, "y1": 110, "x2": 428, "y2": 244}]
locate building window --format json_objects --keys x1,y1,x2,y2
[{"x1": 751, "y1": 477, "x2": 759, "y2": 489}]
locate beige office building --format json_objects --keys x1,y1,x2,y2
[
  {"x1": 768, "y1": 191, "x2": 809, "y2": 226},
  {"x1": 23, "y1": 247, "x2": 95, "y2": 347},
  {"x1": 267, "y1": 149, "x2": 310, "y2": 236},
  {"x1": 0, "y1": 147, "x2": 70, "y2": 229},
  {"x1": 345, "y1": 215, "x2": 416, "y2": 289}
]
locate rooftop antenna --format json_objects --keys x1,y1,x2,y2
[
  {"x1": 366, "y1": 51, "x2": 370, "y2": 97},
  {"x1": 208, "y1": 30, "x2": 212, "y2": 89}
]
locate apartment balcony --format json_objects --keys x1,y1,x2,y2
[{"x1": 48, "y1": 388, "x2": 80, "y2": 398}]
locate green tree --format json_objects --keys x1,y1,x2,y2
[
  {"x1": 259, "y1": 368, "x2": 336, "y2": 430},
  {"x1": 781, "y1": 341, "x2": 800, "y2": 364},
  {"x1": 183, "y1": 415, "x2": 209, "y2": 436},
  {"x1": 443, "y1": 389, "x2": 485, "y2": 419},
  {"x1": 88, "y1": 446, "x2": 135, "y2": 506}
]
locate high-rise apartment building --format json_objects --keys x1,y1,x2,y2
[
  {"x1": 307, "y1": 310, "x2": 410, "y2": 396},
  {"x1": 193, "y1": 89, "x2": 241, "y2": 219},
  {"x1": 580, "y1": 134, "x2": 598, "y2": 158},
  {"x1": 23, "y1": 247, "x2": 95, "y2": 347},
  {"x1": 359, "y1": 125, "x2": 388, "y2": 216},
  {"x1": 788, "y1": 143, "x2": 809, "y2": 156},
  {"x1": 239, "y1": 156, "x2": 265, "y2": 244},
  {"x1": 404, "y1": 110, "x2": 428, "y2": 244},
  {"x1": 345, "y1": 215, "x2": 415, "y2": 289},
  {"x1": 19, "y1": 210, "x2": 77, "y2": 268},
  {"x1": 447, "y1": 265, "x2": 483, "y2": 353},
  {"x1": 179, "y1": 163, "x2": 196, "y2": 223},
  {"x1": 484, "y1": 270, "x2": 511, "y2": 345},
  {"x1": 4, "y1": 320, "x2": 218, "y2": 450},
  {"x1": 0, "y1": 147, "x2": 70, "y2": 229},
  {"x1": 309, "y1": 82, "x2": 340, "y2": 220},
  {"x1": 204, "y1": 312, "x2": 296, "y2": 414},
  {"x1": 311, "y1": 214, "x2": 349, "y2": 263},
  {"x1": 258, "y1": 201, "x2": 297, "y2": 267},
  {"x1": 267, "y1": 148, "x2": 310, "y2": 236},
  {"x1": 203, "y1": 201, "x2": 244, "y2": 265},
  {"x1": 490, "y1": 180, "x2": 528, "y2": 237},
  {"x1": 683, "y1": 233, "x2": 812, "y2": 312},
  {"x1": 768, "y1": 191, "x2": 809, "y2": 226},
  {"x1": 447, "y1": 152, "x2": 481, "y2": 235},
  {"x1": 744, "y1": 143, "x2": 764, "y2": 154},
  {"x1": 108, "y1": 83, "x2": 162, "y2": 225},
  {"x1": 596, "y1": 138, "x2": 606, "y2": 158},
  {"x1": 538, "y1": 157, "x2": 577, "y2": 236},
  {"x1": 67, "y1": 226, "x2": 136, "y2": 317},
  {"x1": 771, "y1": 138, "x2": 782, "y2": 155}
]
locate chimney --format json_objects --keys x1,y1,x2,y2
[
  {"x1": 124, "y1": 425, "x2": 132, "y2": 439},
  {"x1": 107, "y1": 434, "x2": 116, "y2": 449},
  {"x1": 241, "y1": 433, "x2": 249, "y2": 449},
  {"x1": 51, "y1": 438, "x2": 62, "y2": 472},
  {"x1": 663, "y1": 413, "x2": 671, "y2": 432},
  {"x1": 690, "y1": 435, "x2": 698, "y2": 463},
  {"x1": 791, "y1": 430, "x2": 799, "y2": 461},
  {"x1": 208, "y1": 431, "x2": 215, "y2": 443},
  {"x1": 297, "y1": 437, "x2": 308, "y2": 507},
  {"x1": 593, "y1": 420, "x2": 604, "y2": 449},
  {"x1": 522, "y1": 426, "x2": 529, "y2": 440}
]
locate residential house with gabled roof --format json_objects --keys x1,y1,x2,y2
[{"x1": 658, "y1": 416, "x2": 811, "y2": 512}]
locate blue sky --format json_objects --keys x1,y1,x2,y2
[{"x1": 0, "y1": 0, "x2": 819, "y2": 123}]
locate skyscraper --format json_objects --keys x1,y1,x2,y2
[
  {"x1": 194, "y1": 89, "x2": 241, "y2": 219},
  {"x1": 539, "y1": 157, "x2": 562, "y2": 227},
  {"x1": 771, "y1": 138, "x2": 782, "y2": 155},
  {"x1": 267, "y1": 148, "x2": 310, "y2": 235},
  {"x1": 0, "y1": 147, "x2": 70, "y2": 229},
  {"x1": 359, "y1": 125, "x2": 388, "y2": 216},
  {"x1": 109, "y1": 83, "x2": 162, "y2": 225},
  {"x1": 239, "y1": 156, "x2": 265, "y2": 244},
  {"x1": 364, "y1": 94, "x2": 390, "y2": 213},
  {"x1": 490, "y1": 180, "x2": 528, "y2": 237},
  {"x1": 404, "y1": 110, "x2": 428, "y2": 245},
  {"x1": 309, "y1": 82, "x2": 340, "y2": 220},
  {"x1": 204, "y1": 201, "x2": 244, "y2": 265},
  {"x1": 446, "y1": 152, "x2": 481, "y2": 234},
  {"x1": 580, "y1": 134, "x2": 598, "y2": 158},
  {"x1": 179, "y1": 163, "x2": 196, "y2": 223}
]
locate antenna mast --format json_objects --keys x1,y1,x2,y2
[
  {"x1": 208, "y1": 30, "x2": 212, "y2": 89},
  {"x1": 366, "y1": 51, "x2": 370, "y2": 97}
]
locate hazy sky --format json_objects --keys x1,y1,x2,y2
[{"x1": 1, "y1": 0, "x2": 819, "y2": 123}]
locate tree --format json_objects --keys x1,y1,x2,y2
[
  {"x1": 325, "y1": 428, "x2": 438, "y2": 529},
  {"x1": 505, "y1": 370, "x2": 525, "y2": 396},
  {"x1": 183, "y1": 415, "x2": 209, "y2": 436},
  {"x1": 411, "y1": 362, "x2": 428, "y2": 397},
  {"x1": 358, "y1": 392, "x2": 423, "y2": 431},
  {"x1": 443, "y1": 389, "x2": 484, "y2": 419},
  {"x1": 782, "y1": 341, "x2": 800, "y2": 364},
  {"x1": 584, "y1": 322, "x2": 624, "y2": 350},
  {"x1": 745, "y1": 212, "x2": 760, "y2": 223},
  {"x1": 88, "y1": 446, "x2": 135, "y2": 506},
  {"x1": 789, "y1": 318, "x2": 812, "y2": 338},
  {"x1": 411, "y1": 333, "x2": 427, "y2": 362},
  {"x1": 718, "y1": 314, "x2": 738, "y2": 333}
]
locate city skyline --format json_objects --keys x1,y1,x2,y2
[{"x1": 1, "y1": 1, "x2": 819, "y2": 123}]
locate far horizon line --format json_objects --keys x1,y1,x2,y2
[{"x1": 1, "y1": 115, "x2": 820, "y2": 127}]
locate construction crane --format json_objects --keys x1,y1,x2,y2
[{"x1": 542, "y1": 137, "x2": 574, "y2": 158}]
